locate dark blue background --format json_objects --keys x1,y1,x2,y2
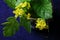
[{"x1": 0, "y1": 0, "x2": 59, "y2": 40}]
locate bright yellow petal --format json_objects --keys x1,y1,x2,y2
[
  {"x1": 13, "y1": 8, "x2": 25, "y2": 18},
  {"x1": 39, "y1": 27, "x2": 44, "y2": 30},
  {"x1": 15, "y1": 15, "x2": 19, "y2": 18},
  {"x1": 36, "y1": 18, "x2": 41, "y2": 22},
  {"x1": 21, "y1": 1, "x2": 27, "y2": 8},
  {"x1": 27, "y1": 2, "x2": 31, "y2": 9},
  {"x1": 27, "y1": 13, "x2": 31, "y2": 19},
  {"x1": 18, "y1": 9, "x2": 25, "y2": 15},
  {"x1": 15, "y1": 3, "x2": 23, "y2": 9},
  {"x1": 35, "y1": 18, "x2": 47, "y2": 30}
]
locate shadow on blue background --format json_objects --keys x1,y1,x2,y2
[{"x1": 0, "y1": 0, "x2": 59, "y2": 40}]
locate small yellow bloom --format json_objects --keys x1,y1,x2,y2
[
  {"x1": 15, "y1": 3, "x2": 23, "y2": 9},
  {"x1": 36, "y1": 23, "x2": 40, "y2": 28},
  {"x1": 36, "y1": 18, "x2": 41, "y2": 22},
  {"x1": 26, "y1": 13, "x2": 31, "y2": 19},
  {"x1": 15, "y1": 1, "x2": 31, "y2": 9},
  {"x1": 39, "y1": 20, "x2": 46, "y2": 27},
  {"x1": 27, "y1": 2, "x2": 31, "y2": 9},
  {"x1": 35, "y1": 18, "x2": 47, "y2": 30},
  {"x1": 13, "y1": 8, "x2": 25, "y2": 18},
  {"x1": 21, "y1": 1, "x2": 28, "y2": 8}
]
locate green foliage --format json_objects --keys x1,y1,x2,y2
[
  {"x1": 16, "y1": 0, "x2": 31, "y2": 6},
  {"x1": 4, "y1": 0, "x2": 31, "y2": 9},
  {"x1": 4, "y1": 0, "x2": 16, "y2": 9},
  {"x1": 20, "y1": 16, "x2": 31, "y2": 32},
  {"x1": 2, "y1": 17, "x2": 19, "y2": 36},
  {"x1": 4, "y1": 0, "x2": 52, "y2": 19},
  {"x1": 31, "y1": 0, "x2": 52, "y2": 19},
  {"x1": 2, "y1": 16, "x2": 31, "y2": 36}
]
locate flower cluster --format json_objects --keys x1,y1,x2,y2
[
  {"x1": 13, "y1": 1, "x2": 31, "y2": 19},
  {"x1": 35, "y1": 18, "x2": 48, "y2": 30},
  {"x1": 15, "y1": 1, "x2": 31, "y2": 9},
  {"x1": 13, "y1": 1, "x2": 48, "y2": 30}
]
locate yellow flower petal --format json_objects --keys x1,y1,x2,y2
[
  {"x1": 27, "y1": 2, "x2": 31, "y2": 9},
  {"x1": 15, "y1": 15, "x2": 18, "y2": 18},
  {"x1": 35, "y1": 18, "x2": 47, "y2": 30},
  {"x1": 27, "y1": 13, "x2": 31, "y2": 19},
  {"x1": 15, "y1": 3, "x2": 23, "y2": 9},
  {"x1": 39, "y1": 27, "x2": 44, "y2": 30},
  {"x1": 21, "y1": 1, "x2": 28, "y2": 8},
  {"x1": 36, "y1": 18, "x2": 41, "y2": 22},
  {"x1": 18, "y1": 9, "x2": 25, "y2": 15},
  {"x1": 13, "y1": 8, "x2": 25, "y2": 18}
]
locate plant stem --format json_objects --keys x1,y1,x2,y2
[{"x1": 29, "y1": 18, "x2": 37, "y2": 20}]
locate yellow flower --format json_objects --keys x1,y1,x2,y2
[
  {"x1": 36, "y1": 23, "x2": 41, "y2": 28},
  {"x1": 15, "y1": 3, "x2": 23, "y2": 9},
  {"x1": 36, "y1": 18, "x2": 41, "y2": 22},
  {"x1": 39, "y1": 20, "x2": 46, "y2": 27},
  {"x1": 26, "y1": 13, "x2": 31, "y2": 19},
  {"x1": 21, "y1": 1, "x2": 28, "y2": 8},
  {"x1": 15, "y1": 1, "x2": 28, "y2": 9},
  {"x1": 35, "y1": 18, "x2": 47, "y2": 30},
  {"x1": 15, "y1": 1, "x2": 31, "y2": 9},
  {"x1": 27, "y1": 2, "x2": 31, "y2": 9},
  {"x1": 13, "y1": 8, "x2": 25, "y2": 18}
]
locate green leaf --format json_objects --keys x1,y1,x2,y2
[
  {"x1": 31, "y1": 0, "x2": 52, "y2": 19},
  {"x1": 2, "y1": 17, "x2": 19, "y2": 36},
  {"x1": 4, "y1": 0, "x2": 31, "y2": 9},
  {"x1": 15, "y1": 0, "x2": 31, "y2": 6},
  {"x1": 4, "y1": 0, "x2": 16, "y2": 9},
  {"x1": 20, "y1": 16, "x2": 31, "y2": 32}
]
